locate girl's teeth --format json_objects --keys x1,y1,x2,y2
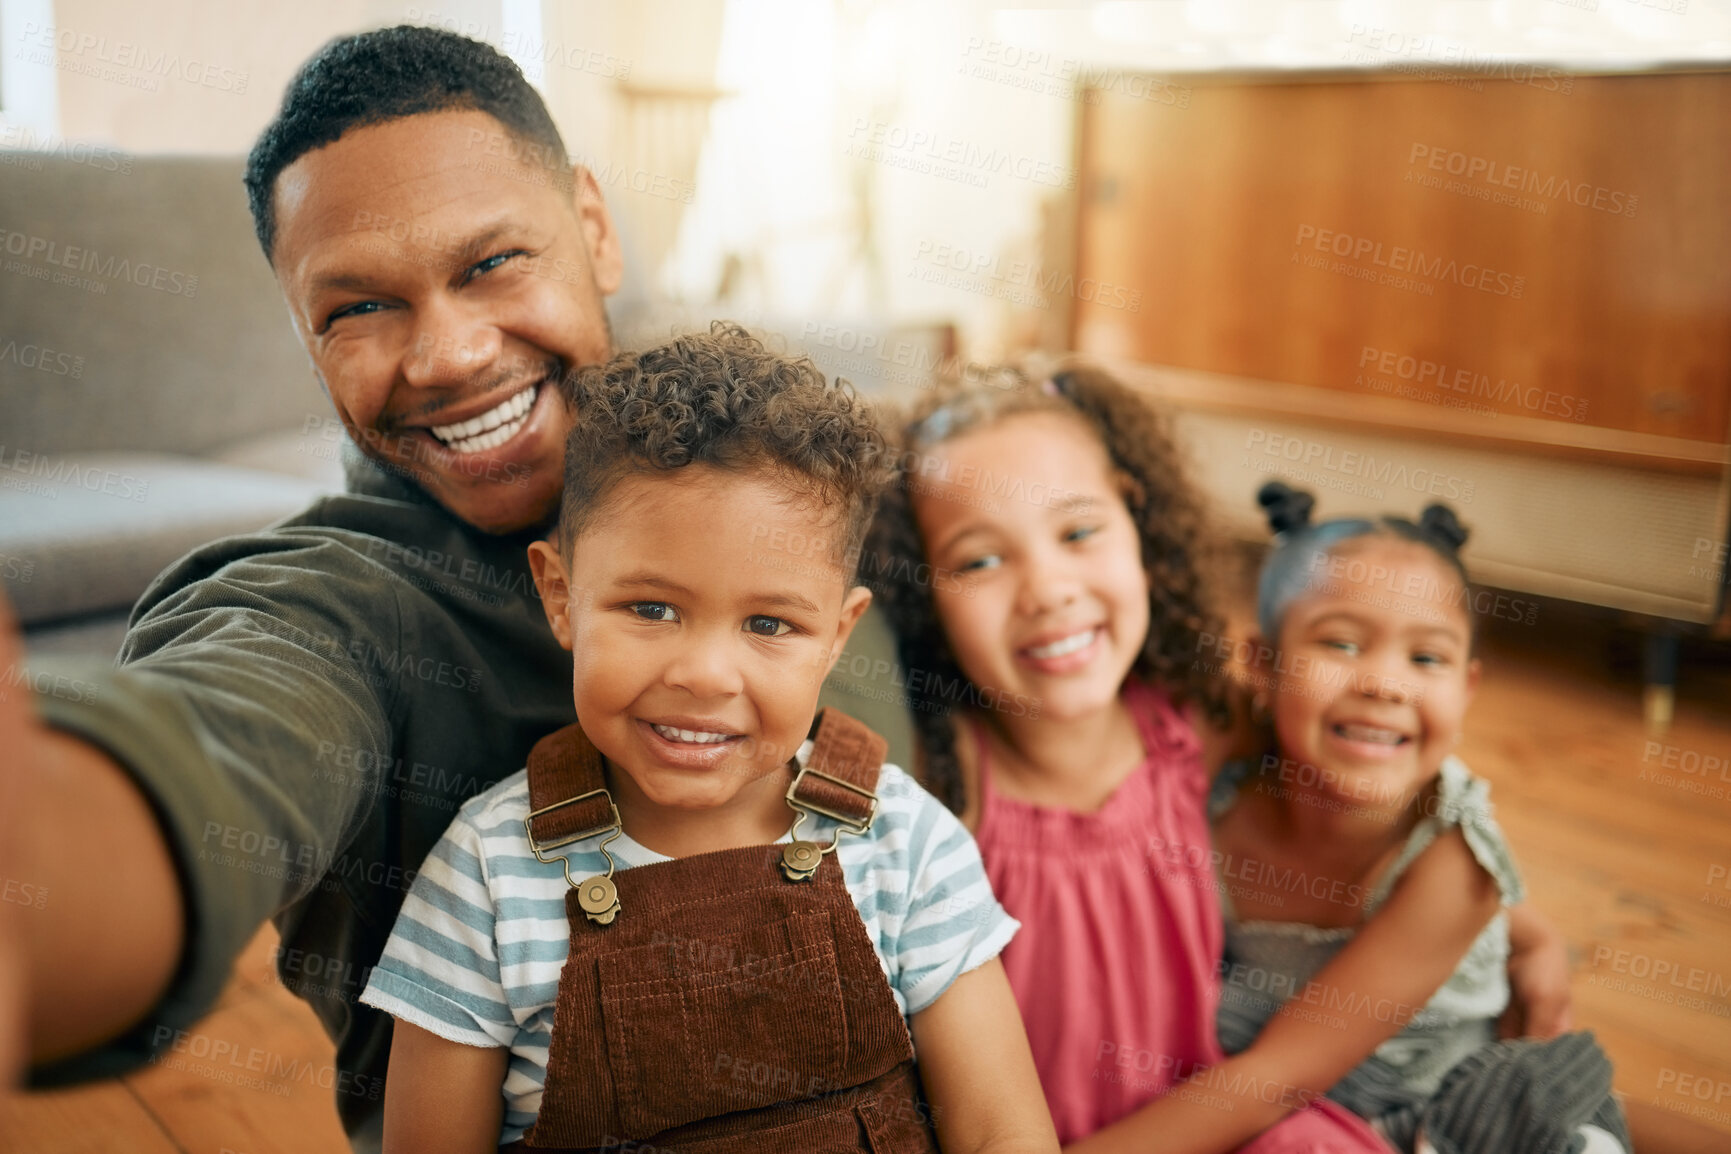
[
  {"x1": 651, "y1": 724, "x2": 732, "y2": 744},
  {"x1": 1027, "y1": 629, "x2": 1096, "y2": 660},
  {"x1": 430, "y1": 386, "x2": 537, "y2": 452},
  {"x1": 1337, "y1": 724, "x2": 1402, "y2": 745}
]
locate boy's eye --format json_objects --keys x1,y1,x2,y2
[
  {"x1": 1411, "y1": 651, "x2": 1447, "y2": 667},
  {"x1": 959, "y1": 554, "x2": 1001, "y2": 573},
  {"x1": 745, "y1": 615, "x2": 791, "y2": 637},
  {"x1": 1321, "y1": 638, "x2": 1359, "y2": 656},
  {"x1": 1063, "y1": 525, "x2": 1100, "y2": 543},
  {"x1": 630, "y1": 602, "x2": 679, "y2": 623}
]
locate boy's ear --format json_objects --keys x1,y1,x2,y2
[
  {"x1": 823, "y1": 586, "x2": 874, "y2": 676},
  {"x1": 1464, "y1": 656, "x2": 1482, "y2": 702},
  {"x1": 527, "y1": 540, "x2": 576, "y2": 651}
]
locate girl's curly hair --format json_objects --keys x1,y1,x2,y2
[
  {"x1": 865, "y1": 363, "x2": 1230, "y2": 814},
  {"x1": 558, "y1": 322, "x2": 891, "y2": 568}
]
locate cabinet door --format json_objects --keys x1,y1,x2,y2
[{"x1": 1072, "y1": 71, "x2": 1731, "y2": 447}]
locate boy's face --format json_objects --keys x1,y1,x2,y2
[{"x1": 528, "y1": 466, "x2": 871, "y2": 822}]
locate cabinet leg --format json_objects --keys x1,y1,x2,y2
[{"x1": 1641, "y1": 631, "x2": 1679, "y2": 735}]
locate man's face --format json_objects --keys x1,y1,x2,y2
[{"x1": 271, "y1": 109, "x2": 622, "y2": 534}]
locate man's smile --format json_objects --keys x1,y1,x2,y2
[{"x1": 428, "y1": 382, "x2": 540, "y2": 453}]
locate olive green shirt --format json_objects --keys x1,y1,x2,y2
[{"x1": 26, "y1": 451, "x2": 913, "y2": 1137}]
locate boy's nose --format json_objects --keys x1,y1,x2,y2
[{"x1": 661, "y1": 631, "x2": 745, "y2": 698}]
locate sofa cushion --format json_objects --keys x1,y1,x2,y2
[{"x1": 0, "y1": 451, "x2": 335, "y2": 626}]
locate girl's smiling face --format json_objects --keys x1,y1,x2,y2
[
  {"x1": 911, "y1": 412, "x2": 1151, "y2": 724},
  {"x1": 1269, "y1": 535, "x2": 1481, "y2": 808}
]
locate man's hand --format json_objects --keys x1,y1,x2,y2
[{"x1": 1499, "y1": 903, "x2": 1573, "y2": 1039}]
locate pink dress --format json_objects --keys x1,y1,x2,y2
[{"x1": 972, "y1": 680, "x2": 1390, "y2": 1152}]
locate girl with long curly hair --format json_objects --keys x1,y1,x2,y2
[{"x1": 865, "y1": 365, "x2": 1390, "y2": 1152}]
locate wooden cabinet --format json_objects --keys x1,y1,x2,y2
[{"x1": 1070, "y1": 68, "x2": 1731, "y2": 630}]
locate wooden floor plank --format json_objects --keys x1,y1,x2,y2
[{"x1": 0, "y1": 1079, "x2": 183, "y2": 1153}]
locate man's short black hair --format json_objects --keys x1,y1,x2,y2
[{"x1": 243, "y1": 24, "x2": 569, "y2": 262}]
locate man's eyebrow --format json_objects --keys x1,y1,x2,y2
[
  {"x1": 445, "y1": 221, "x2": 524, "y2": 267},
  {"x1": 309, "y1": 221, "x2": 523, "y2": 294}
]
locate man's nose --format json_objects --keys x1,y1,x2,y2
[{"x1": 401, "y1": 298, "x2": 501, "y2": 390}]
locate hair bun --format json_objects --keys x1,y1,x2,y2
[
  {"x1": 1418, "y1": 503, "x2": 1470, "y2": 552},
  {"x1": 1257, "y1": 481, "x2": 1315, "y2": 536}
]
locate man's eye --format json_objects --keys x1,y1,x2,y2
[
  {"x1": 324, "y1": 300, "x2": 384, "y2": 328},
  {"x1": 959, "y1": 554, "x2": 1001, "y2": 573},
  {"x1": 464, "y1": 250, "x2": 525, "y2": 283},
  {"x1": 745, "y1": 615, "x2": 791, "y2": 637},
  {"x1": 630, "y1": 602, "x2": 679, "y2": 623}
]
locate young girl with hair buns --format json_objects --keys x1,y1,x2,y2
[{"x1": 1190, "y1": 481, "x2": 1634, "y2": 1154}]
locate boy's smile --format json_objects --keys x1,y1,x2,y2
[{"x1": 528, "y1": 466, "x2": 871, "y2": 855}]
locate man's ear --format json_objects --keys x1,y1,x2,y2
[
  {"x1": 823, "y1": 586, "x2": 874, "y2": 676},
  {"x1": 567, "y1": 166, "x2": 623, "y2": 296},
  {"x1": 527, "y1": 540, "x2": 576, "y2": 651}
]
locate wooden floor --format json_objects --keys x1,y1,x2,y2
[{"x1": 2, "y1": 601, "x2": 1729, "y2": 1152}]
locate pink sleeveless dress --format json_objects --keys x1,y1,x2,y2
[{"x1": 972, "y1": 681, "x2": 1391, "y2": 1152}]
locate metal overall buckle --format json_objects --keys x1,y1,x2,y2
[
  {"x1": 780, "y1": 766, "x2": 879, "y2": 882},
  {"x1": 525, "y1": 789, "x2": 624, "y2": 925}
]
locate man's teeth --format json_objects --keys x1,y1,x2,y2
[
  {"x1": 429, "y1": 386, "x2": 537, "y2": 453},
  {"x1": 1026, "y1": 629, "x2": 1096, "y2": 660},
  {"x1": 651, "y1": 723, "x2": 734, "y2": 744},
  {"x1": 1336, "y1": 724, "x2": 1404, "y2": 745}
]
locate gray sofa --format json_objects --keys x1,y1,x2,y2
[{"x1": 1, "y1": 157, "x2": 341, "y2": 656}]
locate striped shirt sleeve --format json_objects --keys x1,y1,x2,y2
[
  {"x1": 869, "y1": 765, "x2": 1018, "y2": 1016},
  {"x1": 359, "y1": 807, "x2": 515, "y2": 1050}
]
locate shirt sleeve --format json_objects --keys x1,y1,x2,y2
[
  {"x1": 26, "y1": 526, "x2": 393, "y2": 1085},
  {"x1": 360, "y1": 810, "x2": 515, "y2": 1049},
  {"x1": 885, "y1": 771, "x2": 1019, "y2": 1017}
]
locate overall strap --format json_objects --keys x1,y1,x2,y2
[
  {"x1": 792, "y1": 708, "x2": 889, "y2": 827},
  {"x1": 524, "y1": 724, "x2": 617, "y2": 851}
]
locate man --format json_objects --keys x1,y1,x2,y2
[{"x1": 0, "y1": 24, "x2": 907, "y2": 1146}]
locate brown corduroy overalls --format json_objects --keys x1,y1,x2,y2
[{"x1": 500, "y1": 710, "x2": 942, "y2": 1153}]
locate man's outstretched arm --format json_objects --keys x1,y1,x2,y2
[{"x1": 1, "y1": 528, "x2": 394, "y2": 1085}]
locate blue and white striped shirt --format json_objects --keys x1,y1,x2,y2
[{"x1": 360, "y1": 748, "x2": 1017, "y2": 1144}]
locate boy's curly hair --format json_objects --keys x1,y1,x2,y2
[
  {"x1": 558, "y1": 323, "x2": 891, "y2": 571},
  {"x1": 865, "y1": 363, "x2": 1229, "y2": 813}
]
